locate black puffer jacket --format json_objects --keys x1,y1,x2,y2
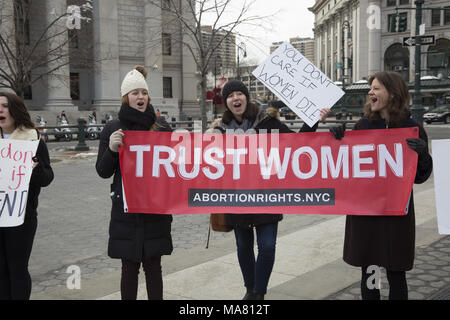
[
  {"x1": 96, "y1": 117, "x2": 173, "y2": 262},
  {"x1": 210, "y1": 107, "x2": 317, "y2": 228}
]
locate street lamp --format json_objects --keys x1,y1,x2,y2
[{"x1": 236, "y1": 42, "x2": 247, "y2": 80}]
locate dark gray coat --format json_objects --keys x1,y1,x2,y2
[
  {"x1": 96, "y1": 118, "x2": 173, "y2": 262},
  {"x1": 210, "y1": 107, "x2": 317, "y2": 228},
  {"x1": 343, "y1": 115, "x2": 433, "y2": 271}
]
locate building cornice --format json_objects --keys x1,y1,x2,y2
[{"x1": 309, "y1": 0, "x2": 329, "y2": 14}]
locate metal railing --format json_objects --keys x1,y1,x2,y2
[{"x1": 38, "y1": 117, "x2": 358, "y2": 150}]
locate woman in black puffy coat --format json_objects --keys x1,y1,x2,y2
[{"x1": 96, "y1": 66, "x2": 172, "y2": 300}]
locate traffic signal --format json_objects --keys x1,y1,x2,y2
[
  {"x1": 348, "y1": 58, "x2": 353, "y2": 69},
  {"x1": 398, "y1": 15, "x2": 407, "y2": 32},
  {"x1": 389, "y1": 15, "x2": 398, "y2": 32}
]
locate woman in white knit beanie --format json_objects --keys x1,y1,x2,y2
[{"x1": 96, "y1": 65, "x2": 173, "y2": 300}]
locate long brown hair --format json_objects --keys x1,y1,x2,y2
[
  {"x1": 222, "y1": 101, "x2": 259, "y2": 125},
  {"x1": 364, "y1": 71, "x2": 409, "y2": 127},
  {"x1": 0, "y1": 91, "x2": 35, "y2": 130}
]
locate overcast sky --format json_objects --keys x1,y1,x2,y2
[{"x1": 233, "y1": 0, "x2": 316, "y2": 64}]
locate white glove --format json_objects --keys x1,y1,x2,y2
[{"x1": 109, "y1": 130, "x2": 124, "y2": 153}]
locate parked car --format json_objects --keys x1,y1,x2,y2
[
  {"x1": 279, "y1": 106, "x2": 296, "y2": 120},
  {"x1": 423, "y1": 105, "x2": 450, "y2": 124}
]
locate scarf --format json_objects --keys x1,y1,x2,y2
[
  {"x1": 1, "y1": 126, "x2": 38, "y2": 140},
  {"x1": 226, "y1": 118, "x2": 254, "y2": 132},
  {"x1": 118, "y1": 103, "x2": 156, "y2": 131}
]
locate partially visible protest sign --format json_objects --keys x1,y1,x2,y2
[
  {"x1": 432, "y1": 139, "x2": 450, "y2": 234},
  {"x1": 0, "y1": 139, "x2": 39, "y2": 227},
  {"x1": 119, "y1": 127, "x2": 418, "y2": 216},
  {"x1": 252, "y1": 42, "x2": 344, "y2": 127}
]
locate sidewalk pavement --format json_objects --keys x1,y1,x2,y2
[{"x1": 30, "y1": 149, "x2": 449, "y2": 301}]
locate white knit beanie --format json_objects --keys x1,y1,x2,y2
[{"x1": 120, "y1": 69, "x2": 149, "y2": 97}]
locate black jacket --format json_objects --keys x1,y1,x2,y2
[
  {"x1": 26, "y1": 139, "x2": 54, "y2": 219},
  {"x1": 343, "y1": 115, "x2": 433, "y2": 271},
  {"x1": 210, "y1": 107, "x2": 317, "y2": 228},
  {"x1": 96, "y1": 117, "x2": 173, "y2": 262}
]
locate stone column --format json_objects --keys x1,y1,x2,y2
[
  {"x1": 144, "y1": 3, "x2": 163, "y2": 97},
  {"x1": 92, "y1": 0, "x2": 121, "y2": 111},
  {"x1": 352, "y1": 2, "x2": 358, "y2": 82},
  {"x1": 368, "y1": 0, "x2": 382, "y2": 76},
  {"x1": 330, "y1": 16, "x2": 335, "y2": 81},
  {"x1": 45, "y1": 0, "x2": 76, "y2": 111}
]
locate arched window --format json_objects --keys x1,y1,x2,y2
[
  {"x1": 384, "y1": 43, "x2": 410, "y2": 81},
  {"x1": 427, "y1": 38, "x2": 450, "y2": 78}
]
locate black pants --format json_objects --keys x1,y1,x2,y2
[
  {"x1": 361, "y1": 266, "x2": 408, "y2": 300},
  {"x1": 0, "y1": 217, "x2": 38, "y2": 300},
  {"x1": 120, "y1": 256, "x2": 163, "y2": 300}
]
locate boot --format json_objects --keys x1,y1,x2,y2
[
  {"x1": 242, "y1": 287, "x2": 254, "y2": 300},
  {"x1": 252, "y1": 293, "x2": 265, "y2": 300}
]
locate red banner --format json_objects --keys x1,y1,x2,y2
[{"x1": 119, "y1": 127, "x2": 418, "y2": 216}]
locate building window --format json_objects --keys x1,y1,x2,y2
[
  {"x1": 14, "y1": 0, "x2": 31, "y2": 45},
  {"x1": 445, "y1": 7, "x2": 450, "y2": 25},
  {"x1": 432, "y1": 9, "x2": 441, "y2": 26},
  {"x1": 68, "y1": 29, "x2": 79, "y2": 49},
  {"x1": 163, "y1": 77, "x2": 173, "y2": 98},
  {"x1": 399, "y1": 0, "x2": 409, "y2": 5},
  {"x1": 23, "y1": 82, "x2": 32, "y2": 100},
  {"x1": 386, "y1": 0, "x2": 396, "y2": 7},
  {"x1": 70, "y1": 73, "x2": 80, "y2": 100},
  {"x1": 162, "y1": 33, "x2": 172, "y2": 55}
]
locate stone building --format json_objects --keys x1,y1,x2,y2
[
  {"x1": 0, "y1": 0, "x2": 199, "y2": 120},
  {"x1": 309, "y1": 0, "x2": 450, "y2": 84}
]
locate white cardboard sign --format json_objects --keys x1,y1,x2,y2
[
  {"x1": 431, "y1": 139, "x2": 450, "y2": 234},
  {"x1": 252, "y1": 42, "x2": 344, "y2": 127},
  {"x1": 0, "y1": 139, "x2": 39, "y2": 227}
]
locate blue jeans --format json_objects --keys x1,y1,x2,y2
[{"x1": 233, "y1": 222, "x2": 278, "y2": 294}]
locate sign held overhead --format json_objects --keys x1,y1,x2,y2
[{"x1": 252, "y1": 42, "x2": 344, "y2": 127}]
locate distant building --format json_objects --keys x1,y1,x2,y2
[
  {"x1": 271, "y1": 37, "x2": 315, "y2": 63},
  {"x1": 238, "y1": 65, "x2": 274, "y2": 102},
  {"x1": 201, "y1": 26, "x2": 236, "y2": 75},
  {"x1": 309, "y1": 0, "x2": 450, "y2": 83}
]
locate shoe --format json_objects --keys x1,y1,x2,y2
[
  {"x1": 242, "y1": 288, "x2": 254, "y2": 300},
  {"x1": 252, "y1": 293, "x2": 265, "y2": 300}
]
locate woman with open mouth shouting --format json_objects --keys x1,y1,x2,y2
[
  {"x1": 96, "y1": 65, "x2": 173, "y2": 300},
  {"x1": 330, "y1": 71, "x2": 433, "y2": 300},
  {"x1": 208, "y1": 79, "x2": 331, "y2": 300},
  {"x1": 0, "y1": 91, "x2": 54, "y2": 300}
]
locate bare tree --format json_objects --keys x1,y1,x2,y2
[
  {"x1": 146, "y1": 0, "x2": 270, "y2": 132},
  {"x1": 0, "y1": 0, "x2": 93, "y2": 98}
]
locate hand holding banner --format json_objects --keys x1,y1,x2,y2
[
  {"x1": 0, "y1": 139, "x2": 39, "y2": 227},
  {"x1": 252, "y1": 42, "x2": 344, "y2": 127}
]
